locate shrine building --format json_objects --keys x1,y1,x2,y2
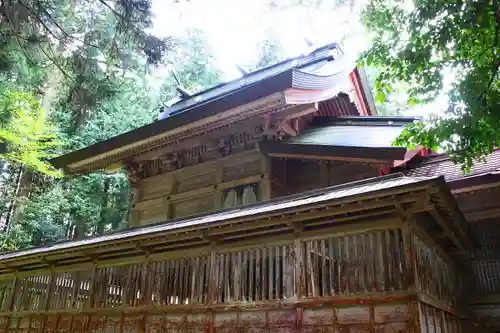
[{"x1": 0, "y1": 43, "x2": 499, "y2": 332}]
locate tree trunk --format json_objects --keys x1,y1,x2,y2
[
  {"x1": 3, "y1": 165, "x2": 22, "y2": 232},
  {"x1": 97, "y1": 177, "x2": 110, "y2": 235}
]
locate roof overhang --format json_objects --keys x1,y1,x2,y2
[
  {"x1": 260, "y1": 116, "x2": 421, "y2": 164},
  {"x1": 259, "y1": 141, "x2": 407, "y2": 163},
  {"x1": 51, "y1": 43, "x2": 365, "y2": 175},
  {"x1": 0, "y1": 173, "x2": 475, "y2": 276}
]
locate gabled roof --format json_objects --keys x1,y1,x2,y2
[
  {"x1": 260, "y1": 116, "x2": 420, "y2": 163},
  {"x1": 51, "y1": 43, "x2": 369, "y2": 174},
  {"x1": 0, "y1": 173, "x2": 473, "y2": 275}
]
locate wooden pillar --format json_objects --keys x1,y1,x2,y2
[
  {"x1": 259, "y1": 154, "x2": 271, "y2": 200},
  {"x1": 6, "y1": 276, "x2": 18, "y2": 312},
  {"x1": 208, "y1": 251, "x2": 217, "y2": 304},
  {"x1": 87, "y1": 264, "x2": 97, "y2": 309},
  {"x1": 294, "y1": 239, "x2": 305, "y2": 299},
  {"x1": 121, "y1": 266, "x2": 132, "y2": 306},
  {"x1": 403, "y1": 215, "x2": 424, "y2": 333},
  {"x1": 39, "y1": 269, "x2": 56, "y2": 333},
  {"x1": 401, "y1": 215, "x2": 419, "y2": 292},
  {"x1": 141, "y1": 257, "x2": 151, "y2": 306},
  {"x1": 213, "y1": 164, "x2": 224, "y2": 210},
  {"x1": 4, "y1": 275, "x2": 19, "y2": 333},
  {"x1": 130, "y1": 179, "x2": 143, "y2": 227},
  {"x1": 410, "y1": 301, "x2": 423, "y2": 333}
]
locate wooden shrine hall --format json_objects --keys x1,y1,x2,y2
[{"x1": 0, "y1": 43, "x2": 489, "y2": 332}]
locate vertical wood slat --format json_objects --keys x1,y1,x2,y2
[
  {"x1": 224, "y1": 253, "x2": 230, "y2": 302},
  {"x1": 269, "y1": 246, "x2": 274, "y2": 300},
  {"x1": 249, "y1": 249, "x2": 254, "y2": 302},
  {"x1": 261, "y1": 247, "x2": 267, "y2": 301},
  {"x1": 328, "y1": 238, "x2": 335, "y2": 296},
  {"x1": 173, "y1": 259, "x2": 180, "y2": 304},
  {"x1": 306, "y1": 241, "x2": 314, "y2": 297},
  {"x1": 255, "y1": 248, "x2": 261, "y2": 301},
  {"x1": 275, "y1": 246, "x2": 280, "y2": 299},
  {"x1": 5, "y1": 276, "x2": 18, "y2": 313},
  {"x1": 164, "y1": 260, "x2": 172, "y2": 305},
  {"x1": 190, "y1": 258, "x2": 197, "y2": 304},
  {"x1": 242, "y1": 250, "x2": 248, "y2": 301},
  {"x1": 337, "y1": 236, "x2": 342, "y2": 295},
  {"x1": 121, "y1": 266, "x2": 132, "y2": 306},
  {"x1": 178, "y1": 258, "x2": 185, "y2": 305},
  {"x1": 352, "y1": 235, "x2": 358, "y2": 292},
  {"x1": 231, "y1": 252, "x2": 239, "y2": 302},
  {"x1": 87, "y1": 265, "x2": 97, "y2": 309},
  {"x1": 283, "y1": 245, "x2": 291, "y2": 299},
  {"x1": 321, "y1": 239, "x2": 327, "y2": 297},
  {"x1": 344, "y1": 236, "x2": 350, "y2": 294},
  {"x1": 209, "y1": 251, "x2": 216, "y2": 304},
  {"x1": 361, "y1": 234, "x2": 368, "y2": 292},
  {"x1": 215, "y1": 254, "x2": 221, "y2": 303}
]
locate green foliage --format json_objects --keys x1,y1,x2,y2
[
  {"x1": 159, "y1": 29, "x2": 222, "y2": 100},
  {"x1": 0, "y1": 91, "x2": 61, "y2": 176},
  {"x1": 0, "y1": 2, "x2": 226, "y2": 252},
  {"x1": 365, "y1": 66, "x2": 412, "y2": 116},
  {"x1": 0, "y1": 0, "x2": 174, "y2": 251},
  {"x1": 360, "y1": 0, "x2": 500, "y2": 169}
]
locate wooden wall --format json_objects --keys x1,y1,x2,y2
[
  {"x1": 279, "y1": 159, "x2": 381, "y2": 196},
  {"x1": 133, "y1": 150, "x2": 267, "y2": 226},
  {"x1": 0, "y1": 303, "x2": 417, "y2": 333},
  {"x1": 418, "y1": 302, "x2": 461, "y2": 333},
  {"x1": 413, "y1": 236, "x2": 457, "y2": 307},
  {"x1": 0, "y1": 227, "x2": 439, "y2": 333}
]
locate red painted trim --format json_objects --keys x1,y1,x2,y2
[{"x1": 349, "y1": 70, "x2": 369, "y2": 116}]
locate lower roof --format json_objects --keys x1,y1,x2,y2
[
  {"x1": 0, "y1": 173, "x2": 473, "y2": 275},
  {"x1": 260, "y1": 116, "x2": 420, "y2": 163},
  {"x1": 405, "y1": 149, "x2": 500, "y2": 182}
]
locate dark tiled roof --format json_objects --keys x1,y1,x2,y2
[
  {"x1": 405, "y1": 150, "x2": 500, "y2": 182},
  {"x1": 159, "y1": 43, "x2": 343, "y2": 120}
]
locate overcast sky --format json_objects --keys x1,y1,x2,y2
[{"x1": 151, "y1": 0, "x2": 367, "y2": 80}]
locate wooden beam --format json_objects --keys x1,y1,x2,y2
[
  {"x1": 264, "y1": 152, "x2": 392, "y2": 165},
  {"x1": 273, "y1": 102, "x2": 318, "y2": 121},
  {"x1": 410, "y1": 220, "x2": 454, "y2": 266},
  {"x1": 429, "y1": 207, "x2": 465, "y2": 251},
  {"x1": 132, "y1": 120, "x2": 264, "y2": 163},
  {"x1": 0, "y1": 186, "x2": 431, "y2": 272},
  {"x1": 468, "y1": 293, "x2": 500, "y2": 305},
  {"x1": 464, "y1": 208, "x2": 500, "y2": 222},
  {"x1": 135, "y1": 174, "x2": 263, "y2": 209}
]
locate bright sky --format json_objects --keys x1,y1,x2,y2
[
  {"x1": 151, "y1": 0, "x2": 367, "y2": 80},
  {"x1": 150, "y1": 0, "x2": 448, "y2": 118}
]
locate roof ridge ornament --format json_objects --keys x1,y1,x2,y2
[{"x1": 172, "y1": 70, "x2": 191, "y2": 99}]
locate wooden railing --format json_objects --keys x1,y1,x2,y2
[
  {"x1": 0, "y1": 229, "x2": 411, "y2": 314},
  {"x1": 414, "y1": 236, "x2": 457, "y2": 307}
]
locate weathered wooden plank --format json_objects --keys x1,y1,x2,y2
[
  {"x1": 249, "y1": 250, "x2": 254, "y2": 302},
  {"x1": 268, "y1": 246, "x2": 274, "y2": 300},
  {"x1": 255, "y1": 248, "x2": 261, "y2": 301}
]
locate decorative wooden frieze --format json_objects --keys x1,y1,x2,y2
[
  {"x1": 66, "y1": 96, "x2": 290, "y2": 175},
  {"x1": 135, "y1": 127, "x2": 264, "y2": 179}
]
